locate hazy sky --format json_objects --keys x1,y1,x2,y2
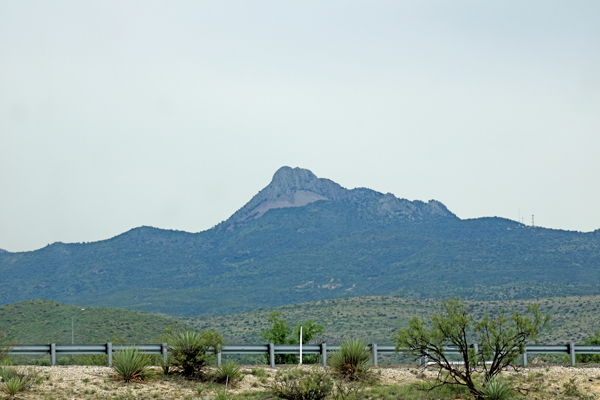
[{"x1": 1, "y1": 1, "x2": 599, "y2": 252}]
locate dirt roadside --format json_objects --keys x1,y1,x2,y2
[{"x1": 6, "y1": 364, "x2": 600, "y2": 399}]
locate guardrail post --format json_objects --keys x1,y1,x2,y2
[
  {"x1": 371, "y1": 343, "x2": 378, "y2": 368},
  {"x1": 217, "y1": 351, "x2": 222, "y2": 367},
  {"x1": 321, "y1": 342, "x2": 327, "y2": 366},
  {"x1": 569, "y1": 342, "x2": 576, "y2": 367},
  {"x1": 162, "y1": 343, "x2": 168, "y2": 365},
  {"x1": 473, "y1": 343, "x2": 478, "y2": 365},
  {"x1": 106, "y1": 342, "x2": 112, "y2": 367},
  {"x1": 269, "y1": 343, "x2": 275, "y2": 368},
  {"x1": 50, "y1": 343, "x2": 56, "y2": 366},
  {"x1": 522, "y1": 350, "x2": 527, "y2": 367}
]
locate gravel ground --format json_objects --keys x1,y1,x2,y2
[{"x1": 4, "y1": 364, "x2": 600, "y2": 399}]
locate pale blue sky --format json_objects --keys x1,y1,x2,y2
[{"x1": 1, "y1": 1, "x2": 599, "y2": 252}]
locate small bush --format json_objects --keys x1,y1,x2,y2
[
  {"x1": 270, "y1": 367, "x2": 332, "y2": 400},
  {"x1": 577, "y1": 331, "x2": 600, "y2": 363},
  {"x1": 250, "y1": 367, "x2": 268, "y2": 378},
  {"x1": 479, "y1": 377, "x2": 513, "y2": 400},
  {"x1": 167, "y1": 330, "x2": 223, "y2": 379},
  {"x1": 328, "y1": 339, "x2": 371, "y2": 381},
  {"x1": 331, "y1": 378, "x2": 364, "y2": 400},
  {"x1": 112, "y1": 347, "x2": 153, "y2": 382},
  {"x1": 213, "y1": 362, "x2": 243, "y2": 384},
  {"x1": 563, "y1": 378, "x2": 583, "y2": 398}
]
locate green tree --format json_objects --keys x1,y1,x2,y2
[
  {"x1": 261, "y1": 311, "x2": 324, "y2": 364},
  {"x1": 392, "y1": 298, "x2": 549, "y2": 400}
]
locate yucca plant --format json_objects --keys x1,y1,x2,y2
[
  {"x1": 166, "y1": 330, "x2": 223, "y2": 379},
  {"x1": 479, "y1": 377, "x2": 513, "y2": 400},
  {"x1": 328, "y1": 339, "x2": 372, "y2": 381},
  {"x1": 0, "y1": 367, "x2": 35, "y2": 399},
  {"x1": 213, "y1": 361, "x2": 242, "y2": 384},
  {"x1": 111, "y1": 347, "x2": 153, "y2": 382}
]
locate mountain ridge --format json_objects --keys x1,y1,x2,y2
[
  {"x1": 1, "y1": 166, "x2": 599, "y2": 316},
  {"x1": 220, "y1": 166, "x2": 456, "y2": 231}
]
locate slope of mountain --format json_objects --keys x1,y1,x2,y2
[
  {"x1": 1, "y1": 166, "x2": 600, "y2": 316},
  {"x1": 186, "y1": 295, "x2": 600, "y2": 346}
]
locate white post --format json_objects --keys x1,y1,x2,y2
[
  {"x1": 72, "y1": 308, "x2": 85, "y2": 344},
  {"x1": 299, "y1": 326, "x2": 303, "y2": 365}
]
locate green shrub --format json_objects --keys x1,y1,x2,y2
[
  {"x1": 270, "y1": 367, "x2": 332, "y2": 400},
  {"x1": 328, "y1": 339, "x2": 371, "y2": 381},
  {"x1": 250, "y1": 367, "x2": 268, "y2": 378},
  {"x1": 213, "y1": 361, "x2": 243, "y2": 384},
  {"x1": 563, "y1": 378, "x2": 583, "y2": 398},
  {"x1": 577, "y1": 330, "x2": 600, "y2": 363},
  {"x1": 111, "y1": 347, "x2": 153, "y2": 382},
  {"x1": 479, "y1": 377, "x2": 513, "y2": 400},
  {"x1": 167, "y1": 330, "x2": 223, "y2": 379}
]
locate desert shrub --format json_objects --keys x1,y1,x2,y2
[
  {"x1": 111, "y1": 347, "x2": 153, "y2": 382},
  {"x1": 328, "y1": 339, "x2": 371, "y2": 381},
  {"x1": 478, "y1": 377, "x2": 513, "y2": 400},
  {"x1": 270, "y1": 367, "x2": 332, "y2": 400},
  {"x1": 331, "y1": 378, "x2": 364, "y2": 400},
  {"x1": 563, "y1": 378, "x2": 583, "y2": 398},
  {"x1": 167, "y1": 329, "x2": 223, "y2": 379},
  {"x1": 0, "y1": 367, "x2": 38, "y2": 398},
  {"x1": 250, "y1": 367, "x2": 268, "y2": 378},
  {"x1": 394, "y1": 297, "x2": 549, "y2": 400},
  {"x1": 577, "y1": 330, "x2": 600, "y2": 363},
  {"x1": 213, "y1": 361, "x2": 243, "y2": 384}
]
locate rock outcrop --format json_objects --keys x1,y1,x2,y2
[{"x1": 222, "y1": 166, "x2": 456, "y2": 229}]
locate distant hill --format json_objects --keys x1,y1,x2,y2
[
  {"x1": 0, "y1": 248, "x2": 6, "y2": 254},
  {"x1": 1, "y1": 166, "x2": 600, "y2": 316},
  {"x1": 0, "y1": 299, "x2": 193, "y2": 344},
  {"x1": 185, "y1": 295, "x2": 600, "y2": 346}
]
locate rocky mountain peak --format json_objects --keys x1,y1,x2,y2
[
  {"x1": 221, "y1": 166, "x2": 456, "y2": 230},
  {"x1": 223, "y1": 167, "x2": 348, "y2": 227},
  {"x1": 266, "y1": 166, "x2": 348, "y2": 201}
]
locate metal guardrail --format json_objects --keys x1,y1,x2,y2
[
  {"x1": 7, "y1": 342, "x2": 600, "y2": 367},
  {"x1": 9, "y1": 344, "x2": 168, "y2": 367}
]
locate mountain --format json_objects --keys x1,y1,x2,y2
[
  {"x1": 0, "y1": 248, "x2": 7, "y2": 254},
  {"x1": 1, "y1": 166, "x2": 600, "y2": 316}
]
